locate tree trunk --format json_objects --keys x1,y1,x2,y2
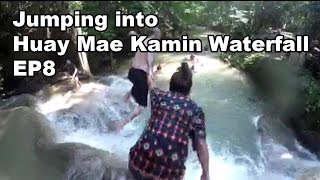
[
  {"x1": 76, "y1": 27, "x2": 92, "y2": 76},
  {"x1": 110, "y1": 51, "x2": 114, "y2": 71}
]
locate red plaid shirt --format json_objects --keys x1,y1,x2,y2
[{"x1": 129, "y1": 88, "x2": 206, "y2": 180}]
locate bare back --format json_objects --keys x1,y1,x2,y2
[{"x1": 131, "y1": 37, "x2": 154, "y2": 73}]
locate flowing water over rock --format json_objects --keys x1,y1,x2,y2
[
  {"x1": 2, "y1": 50, "x2": 320, "y2": 179},
  {"x1": 38, "y1": 52, "x2": 320, "y2": 179}
]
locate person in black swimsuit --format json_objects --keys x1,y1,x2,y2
[{"x1": 116, "y1": 28, "x2": 161, "y2": 131}]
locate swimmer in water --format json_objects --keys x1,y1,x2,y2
[
  {"x1": 189, "y1": 54, "x2": 202, "y2": 72},
  {"x1": 156, "y1": 63, "x2": 164, "y2": 73}
]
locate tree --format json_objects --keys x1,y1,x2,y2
[
  {"x1": 0, "y1": 65, "x2": 3, "y2": 98},
  {"x1": 303, "y1": 1, "x2": 320, "y2": 38}
]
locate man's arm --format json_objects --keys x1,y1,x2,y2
[
  {"x1": 147, "y1": 73, "x2": 155, "y2": 90},
  {"x1": 144, "y1": 37, "x2": 154, "y2": 77},
  {"x1": 190, "y1": 108, "x2": 209, "y2": 179},
  {"x1": 147, "y1": 52, "x2": 154, "y2": 77},
  {"x1": 196, "y1": 139, "x2": 209, "y2": 178}
]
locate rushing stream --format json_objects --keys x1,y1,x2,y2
[{"x1": 35, "y1": 50, "x2": 320, "y2": 180}]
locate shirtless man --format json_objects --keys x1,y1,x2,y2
[
  {"x1": 116, "y1": 28, "x2": 161, "y2": 131},
  {"x1": 64, "y1": 59, "x2": 81, "y2": 90}
]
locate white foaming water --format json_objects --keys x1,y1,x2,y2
[{"x1": 38, "y1": 76, "x2": 320, "y2": 180}]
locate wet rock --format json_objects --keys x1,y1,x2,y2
[
  {"x1": 103, "y1": 168, "x2": 134, "y2": 180},
  {"x1": 65, "y1": 154, "x2": 104, "y2": 180},
  {"x1": 35, "y1": 79, "x2": 77, "y2": 100},
  {"x1": 295, "y1": 167, "x2": 320, "y2": 180},
  {"x1": 0, "y1": 94, "x2": 37, "y2": 110},
  {"x1": 0, "y1": 107, "x2": 58, "y2": 180},
  {"x1": 102, "y1": 153, "x2": 134, "y2": 180},
  {"x1": 296, "y1": 131, "x2": 320, "y2": 159},
  {"x1": 0, "y1": 107, "x2": 54, "y2": 145},
  {"x1": 256, "y1": 115, "x2": 320, "y2": 178},
  {"x1": 40, "y1": 142, "x2": 133, "y2": 180},
  {"x1": 45, "y1": 143, "x2": 106, "y2": 180},
  {"x1": 0, "y1": 107, "x2": 131, "y2": 180},
  {"x1": 98, "y1": 76, "x2": 116, "y2": 86},
  {"x1": 46, "y1": 143, "x2": 133, "y2": 180},
  {"x1": 48, "y1": 104, "x2": 118, "y2": 133},
  {"x1": 257, "y1": 115, "x2": 297, "y2": 151}
]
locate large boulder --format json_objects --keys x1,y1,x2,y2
[
  {"x1": 296, "y1": 130, "x2": 320, "y2": 158},
  {"x1": 0, "y1": 107, "x2": 58, "y2": 180},
  {"x1": 0, "y1": 94, "x2": 37, "y2": 110},
  {"x1": 257, "y1": 116, "x2": 320, "y2": 177},
  {"x1": 257, "y1": 115, "x2": 297, "y2": 152},
  {"x1": 0, "y1": 107, "x2": 131, "y2": 180},
  {"x1": 42, "y1": 143, "x2": 133, "y2": 180},
  {"x1": 43, "y1": 143, "x2": 106, "y2": 180}
]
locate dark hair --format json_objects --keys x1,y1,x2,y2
[{"x1": 169, "y1": 62, "x2": 192, "y2": 95}]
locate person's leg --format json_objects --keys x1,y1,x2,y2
[
  {"x1": 124, "y1": 68, "x2": 134, "y2": 103},
  {"x1": 124, "y1": 104, "x2": 144, "y2": 122},
  {"x1": 75, "y1": 78, "x2": 79, "y2": 90},
  {"x1": 123, "y1": 83, "x2": 147, "y2": 122},
  {"x1": 123, "y1": 90, "x2": 131, "y2": 103},
  {"x1": 75, "y1": 76, "x2": 81, "y2": 89},
  {"x1": 120, "y1": 68, "x2": 148, "y2": 125},
  {"x1": 77, "y1": 76, "x2": 82, "y2": 86},
  {"x1": 72, "y1": 77, "x2": 77, "y2": 90}
]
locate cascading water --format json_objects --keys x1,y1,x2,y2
[{"x1": 38, "y1": 54, "x2": 320, "y2": 180}]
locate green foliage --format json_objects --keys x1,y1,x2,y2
[
  {"x1": 205, "y1": 1, "x2": 320, "y2": 38},
  {"x1": 67, "y1": 1, "x2": 319, "y2": 39},
  {"x1": 69, "y1": 1, "x2": 207, "y2": 39},
  {"x1": 205, "y1": 1, "x2": 256, "y2": 37},
  {"x1": 211, "y1": 1, "x2": 320, "y2": 116},
  {"x1": 302, "y1": 1, "x2": 320, "y2": 37},
  {"x1": 165, "y1": 1, "x2": 206, "y2": 27},
  {"x1": 68, "y1": 1, "x2": 82, "y2": 12},
  {"x1": 74, "y1": 1, "x2": 119, "y2": 40},
  {"x1": 302, "y1": 73, "x2": 320, "y2": 113},
  {"x1": 220, "y1": 52, "x2": 265, "y2": 70}
]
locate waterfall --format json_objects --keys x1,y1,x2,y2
[{"x1": 31, "y1": 42, "x2": 320, "y2": 180}]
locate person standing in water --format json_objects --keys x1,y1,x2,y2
[
  {"x1": 122, "y1": 62, "x2": 210, "y2": 180},
  {"x1": 116, "y1": 27, "x2": 161, "y2": 130},
  {"x1": 64, "y1": 59, "x2": 81, "y2": 90},
  {"x1": 189, "y1": 54, "x2": 200, "y2": 72}
]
